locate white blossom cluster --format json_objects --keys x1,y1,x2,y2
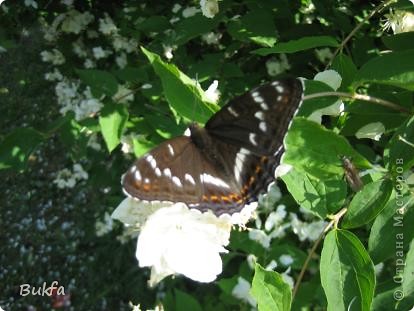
[
  {"x1": 53, "y1": 163, "x2": 89, "y2": 189},
  {"x1": 95, "y1": 212, "x2": 114, "y2": 237}
]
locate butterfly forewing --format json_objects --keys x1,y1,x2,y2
[{"x1": 206, "y1": 78, "x2": 303, "y2": 155}]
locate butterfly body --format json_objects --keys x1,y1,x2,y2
[{"x1": 122, "y1": 78, "x2": 304, "y2": 216}]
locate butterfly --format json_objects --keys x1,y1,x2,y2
[{"x1": 122, "y1": 78, "x2": 304, "y2": 216}]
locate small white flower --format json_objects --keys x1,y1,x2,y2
[
  {"x1": 83, "y1": 58, "x2": 96, "y2": 69},
  {"x1": 374, "y1": 262, "x2": 384, "y2": 276},
  {"x1": 266, "y1": 54, "x2": 291, "y2": 76},
  {"x1": 163, "y1": 45, "x2": 174, "y2": 60},
  {"x1": 259, "y1": 184, "x2": 282, "y2": 209},
  {"x1": 315, "y1": 48, "x2": 333, "y2": 64},
  {"x1": 24, "y1": 0, "x2": 38, "y2": 9},
  {"x1": 92, "y1": 46, "x2": 112, "y2": 59},
  {"x1": 200, "y1": 0, "x2": 219, "y2": 18},
  {"x1": 172, "y1": 4, "x2": 182, "y2": 13},
  {"x1": 141, "y1": 83, "x2": 153, "y2": 90},
  {"x1": 264, "y1": 204, "x2": 286, "y2": 231},
  {"x1": 274, "y1": 163, "x2": 292, "y2": 178},
  {"x1": 120, "y1": 134, "x2": 135, "y2": 154},
  {"x1": 248, "y1": 229, "x2": 271, "y2": 248},
  {"x1": 73, "y1": 163, "x2": 88, "y2": 180},
  {"x1": 204, "y1": 80, "x2": 220, "y2": 103},
  {"x1": 265, "y1": 259, "x2": 278, "y2": 271},
  {"x1": 232, "y1": 277, "x2": 257, "y2": 307},
  {"x1": 40, "y1": 49, "x2": 66, "y2": 65},
  {"x1": 113, "y1": 85, "x2": 134, "y2": 104},
  {"x1": 116, "y1": 52, "x2": 127, "y2": 69},
  {"x1": 87, "y1": 133, "x2": 101, "y2": 151},
  {"x1": 279, "y1": 254, "x2": 294, "y2": 266},
  {"x1": 246, "y1": 254, "x2": 257, "y2": 270},
  {"x1": 201, "y1": 32, "x2": 222, "y2": 45},
  {"x1": 182, "y1": 6, "x2": 199, "y2": 18},
  {"x1": 99, "y1": 13, "x2": 118, "y2": 35},
  {"x1": 95, "y1": 212, "x2": 114, "y2": 237},
  {"x1": 0, "y1": 45, "x2": 7, "y2": 53},
  {"x1": 290, "y1": 213, "x2": 326, "y2": 242},
  {"x1": 112, "y1": 197, "x2": 162, "y2": 227},
  {"x1": 44, "y1": 68, "x2": 63, "y2": 81},
  {"x1": 61, "y1": 0, "x2": 74, "y2": 6},
  {"x1": 61, "y1": 10, "x2": 94, "y2": 34},
  {"x1": 355, "y1": 122, "x2": 386, "y2": 141},
  {"x1": 281, "y1": 267, "x2": 294, "y2": 289},
  {"x1": 383, "y1": 10, "x2": 414, "y2": 34}
]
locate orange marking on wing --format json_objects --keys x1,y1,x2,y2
[
  {"x1": 143, "y1": 184, "x2": 151, "y2": 191},
  {"x1": 255, "y1": 165, "x2": 262, "y2": 174},
  {"x1": 202, "y1": 195, "x2": 209, "y2": 201},
  {"x1": 248, "y1": 176, "x2": 255, "y2": 186}
]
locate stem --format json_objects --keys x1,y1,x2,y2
[
  {"x1": 292, "y1": 208, "x2": 347, "y2": 299},
  {"x1": 327, "y1": 0, "x2": 396, "y2": 69},
  {"x1": 303, "y1": 91, "x2": 411, "y2": 114}
]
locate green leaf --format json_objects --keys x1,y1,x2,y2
[
  {"x1": 141, "y1": 47, "x2": 219, "y2": 124},
  {"x1": 282, "y1": 168, "x2": 347, "y2": 218},
  {"x1": 382, "y1": 32, "x2": 414, "y2": 52},
  {"x1": 368, "y1": 191, "x2": 414, "y2": 263},
  {"x1": 342, "y1": 179, "x2": 393, "y2": 229},
  {"x1": 353, "y1": 50, "x2": 414, "y2": 91},
  {"x1": 0, "y1": 128, "x2": 44, "y2": 171},
  {"x1": 99, "y1": 102, "x2": 129, "y2": 152},
  {"x1": 320, "y1": 229, "x2": 375, "y2": 311},
  {"x1": 403, "y1": 238, "x2": 414, "y2": 298},
  {"x1": 227, "y1": 9, "x2": 277, "y2": 47},
  {"x1": 283, "y1": 118, "x2": 371, "y2": 180},
  {"x1": 253, "y1": 36, "x2": 339, "y2": 55},
  {"x1": 331, "y1": 54, "x2": 357, "y2": 91},
  {"x1": 135, "y1": 16, "x2": 170, "y2": 32},
  {"x1": 76, "y1": 69, "x2": 118, "y2": 97},
  {"x1": 298, "y1": 80, "x2": 337, "y2": 118},
  {"x1": 384, "y1": 115, "x2": 414, "y2": 173},
  {"x1": 251, "y1": 263, "x2": 291, "y2": 311},
  {"x1": 175, "y1": 289, "x2": 203, "y2": 311},
  {"x1": 174, "y1": 13, "x2": 221, "y2": 45}
]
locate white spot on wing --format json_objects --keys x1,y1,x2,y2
[
  {"x1": 167, "y1": 144, "x2": 175, "y2": 156},
  {"x1": 254, "y1": 111, "x2": 265, "y2": 120},
  {"x1": 260, "y1": 103, "x2": 269, "y2": 110},
  {"x1": 134, "y1": 170, "x2": 141, "y2": 181},
  {"x1": 201, "y1": 173, "x2": 230, "y2": 189},
  {"x1": 155, "y1": 167, "x2": 162, "y2": 177},
  {"x1": 185, "y1": 173, "x2": 196, "y2": 185},
  {"x1": 249, "y1": 133, "x2": 258, "y2": 146},
  {"x1": 271, "y1": 81, "x2": 279, "y2": 86},
  {"x1": 144, "y1": 178, "x2": 150, "y2": 184},
  {"x1": 234, "y1": 148, "x2": 250, "y2": 183},
  {"x1": 228, "y1": 106, "x2": 239, "y2": 117},
  {"x1": 275, "y1": 85, "x2": 284, "y2": 93},
  {"x1": 130, "y1": 165, "x2": 137, "y2": 173},
  {"x1": 172, "y1": 176, "x2": 182, "y2": 187},
  {"x1": 163, "y1": 168, "x2": 172, "y2": 178},
  {"x1": 259, "y1": 121, "x2": 267, "y2": 132}
]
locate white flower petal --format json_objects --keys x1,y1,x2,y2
[
  {"x1": 355, "y1": 122, "x2": 385, "y2": 141},
  {"x1": 314, "y1": 69, "x2": 342, "y2": 90}
]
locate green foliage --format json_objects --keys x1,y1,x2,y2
[
  {"x1": 1, "y1": 0, "x2": 414, "y2": 310},
  {"x1": 251, "y1": 264, "x2": 292, "y2": 311}
]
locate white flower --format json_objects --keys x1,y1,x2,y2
[
  {"x1": 204, "y1": 80, "x2": 220, "y2": 103},
  {"x1": 112, "y1": 197, "x2": 162, "y2": 227},
  {"x1": 61, "y1": 0, "x2": 74, "y2": 6},
  {"x1": 61, "y1": 10, "x2": 94, "y2": 34},
  {"x1": 266, "y1": 54, "x2": 291, "y2": 76},
  {"x1": 248, "y1": 229, "x2": 271, "y2": 248},
  {"x1": 83, "y1": 58, "x2": 96, "y2": 69},
  {"x1": 141, "y1": 83, "x2": 153, "y2": 90},
  {"x1": 116, "y1": 52, "x2": 128, "y2": 68},
  {"x1": 120, "y1": 134, "x2": 135, "y2": 154},
  {"x1": 315, "y1": 48, "x2": 333, "y2": 64},
  {"x1": 99, "y1": 13, "x2": 118, "y2": 35},
  {"x1": 259, "y1": 183, "x2": 282, "y2": 209},
  {"x1": 73, "y1": 163, "x2": 88, "y2": 180},
  {"x1": 53, "y1": 164, "x2": 87, "y2": 189},
  {"x1": 172, "y1": 4, "x2": 182, "y2": 13},
  {"x1": 265, "y1": 259, "x2": 278, "y2": 271},
  {"x1": 246, "y1": 254, "x2": 257, "y2": 270},
  {"x1": 201, "y1": 32, "x2": 222, "y2": 45},
  {"x1": 24, "y1": 0, "x2": 38, "y2": 9},
  {"x1": 92, "y1": 46, "x2": 112, "y2": 59},
  {"x1": 112, "y1": 36, "x2": 137, "y2": 53},
  {"x1": 274, "y1": 163, "x2": 292, "y2": 178},
  {"x1": 200, "y1": 0, "x2": 219, "y2": 18},
  {"x1": 182, "y1": 6, "x2": 199, "y2": 18},
  {"x1": 113, "y1": 85, "x2": 134, "y2": 104},
  {"x1": 40, "y1": 49, "x2": 66, "y2": 65},
  {"x1": 136, "y1": 203, "x2": 232, "y2": 286},
  {"x1": 383, "y1": 10, "x2": 414, "y2": 34},
  {"x1": 96, "y1": 212, "x2": 114, "y2": 237},
  {"x1": 308, "y1": 70, "x2": 344, "y2": 123},
  {"x1": 264, "y1": 204, "x2": 286, "y2": 231},
  {"x1": 355, "y1": 122, "x2": 385, "y2": 141},
  {"x1": 279, "y1": 254, "x2": 294, "y2": 266},
  {"x1": 163, "y1": 45, "x2": 174, "y2": 60},
  {"x1": 44, "y1": 68, "x2": 63, "y2": 81},
  {"x1": 232, "y1": 277, "x2": 257, "y2": 307},
  {"x1": 87, "y1": 133, "x2": 101, "y2": 151},
  {"x1": 281, "y1": 267, "x2": 294, "y2": 289},
  {"x1": 290, "y1": 213, "x2": 326, "y2": 242},
  {"x1": 0, "y1": 45, "x2": 7, "y2": 53},
  {"x1": 72, "y1": 39, "x2": 87, "y2": 58}
]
